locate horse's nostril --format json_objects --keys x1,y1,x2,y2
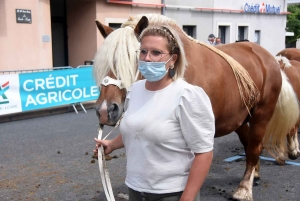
[
  {"x1": 108, "y1": 104, "x2": 116, "y2": 113},
  {"x1": 108, "y1": 103, "x2": 119, "y2": 119}
]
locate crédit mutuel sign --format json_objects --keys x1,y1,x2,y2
[{"x1": 244, "y1": 2, "x2": 281, "y2": 14}]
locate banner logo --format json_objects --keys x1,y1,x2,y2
[{"x1": 0, "y1": 81, "x2": 9, "y2": 104}]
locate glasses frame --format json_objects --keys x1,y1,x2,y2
[{"x1": 136, "y1": 49, "x2": 170, "y2": 62}]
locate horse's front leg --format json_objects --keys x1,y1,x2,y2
[{"x1": 233, "y1": 124, "x2": 264, "y2": 201}]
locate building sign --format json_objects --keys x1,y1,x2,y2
[
  {"x1": 16, "y1": 9, "x2": 32, "y2": 24},
  {"x1": 243, "y1": 3, "x2": 281, "y2": 14},
  {"x1": 42, "y1": 35, "x2": 51, "y2": 42}
]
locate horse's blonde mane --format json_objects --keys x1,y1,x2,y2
[{"x1": 93, "y1": 26, "x2": 139, "y2": 90}]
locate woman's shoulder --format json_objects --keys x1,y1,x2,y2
[
  {"x1": 175, "y1": 79, "x2": 211, "y2": 104},
  {"x1": 176, "y1": 80, "x2": 214, "y2": 121},
  {"x1": 175, "y1": 79, "x2": 204, "y2": 93}
]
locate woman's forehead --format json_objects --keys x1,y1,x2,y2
[
  {"x1": 141, "y1": 35, "x2": 168, "y2": 47},
  {"x1": 141, "y1": 35, "x2": 167, "y2": 41}
]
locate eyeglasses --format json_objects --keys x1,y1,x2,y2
[{"x1": 136, "y1": 49, "x2": 170, "y2": 62}]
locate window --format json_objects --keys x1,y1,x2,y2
[
  {"x1": 238, "y1": 26, "x2": 249, "y2": 41},
  {"x1": 219, "y1": 26, "x2": 226, "y2": 44},
  {"x1": 238, "y1": 27, "x2": 244, "y2": 40},
  {"x1": 218, "y1": 26, "x2": 230, "y2": 44},
  {"x1": 183, "y1": 25, "x2": 196, "y2": 38},
  {"x1": 109, "y1": 23, "x2": 122, "y2": 30},
  {"x1": 254, "y1": 30, "x2": 260, "y2": 44}
]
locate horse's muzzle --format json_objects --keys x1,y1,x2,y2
[{"x1": 95, "y1": 102, "x2": 121, "y2": 126}]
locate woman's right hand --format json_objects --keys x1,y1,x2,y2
[
  {"x1": 93, "y1": 134, "x2": 125, "y2": 157},
  {"x1": 93, "y1": 138, "x2": 114, "y2": 156}
]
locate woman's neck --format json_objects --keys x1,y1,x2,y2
[{"x1": 145, "y1": 77, "x2": 173, "y2": 91}]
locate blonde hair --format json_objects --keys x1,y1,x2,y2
[{"x1": 138, "y1": 25, "x2": 187, "y2": 81}]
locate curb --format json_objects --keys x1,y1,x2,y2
[{"x1": 0, "y1": 102, "x2": 95, "y2": 123}]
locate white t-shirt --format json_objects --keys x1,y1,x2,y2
[{"x1": 120, "y1": 78, "x2": 215, "y2": 194}]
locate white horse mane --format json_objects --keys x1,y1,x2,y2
[
  {"x1": 93, "y1": 26, "x2": 139, "y2": 90},
  {"x1": 93, "y1": 14, "x2": 181, "y2": 90}
]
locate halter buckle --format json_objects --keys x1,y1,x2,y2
[{"x1": 101, "y1": 76, "x2": 124, "y2": 89}]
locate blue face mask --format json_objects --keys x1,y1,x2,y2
[{"x1": 138, "y1": 56, "x2": 173, "y2": 82}]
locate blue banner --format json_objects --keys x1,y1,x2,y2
[{"x1": 18, "y1": 67, "x2": 99, "y2": 112}]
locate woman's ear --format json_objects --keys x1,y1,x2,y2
[{"x1": 172, "y1": 54, "x2": 178, "y2": 65}]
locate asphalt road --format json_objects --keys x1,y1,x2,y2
[{"x1": 0, "y1": 109, "x2": 299, "y2": 201}]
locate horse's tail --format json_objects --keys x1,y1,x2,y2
[
  {"x1": 275, "y1": 55, "x2": 292, "y2": 70},
  {"x1": 263, "y1": 70, "x2": 299, "y2": 157}
]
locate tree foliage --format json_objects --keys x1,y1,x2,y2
[{"x1": 286, "y1": 4, "x2": 300, "y2": 44}]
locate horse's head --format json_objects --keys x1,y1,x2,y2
[
  {"x1": 95, "y1": 72, "x2": 127, "y2": 126},
  {"x1": 93, "y1": 16, "x2": 149, "y2": 126}
]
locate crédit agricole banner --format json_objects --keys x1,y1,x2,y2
[{"x1": 0, "y1": 67, "x2": 99, "y2": 115}]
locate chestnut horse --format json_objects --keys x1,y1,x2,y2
[
  {"x1": 93, "y1": 14, "x2": 299, "y2": 200},
  {"x1": 275, "y1": 55, "x2": 300, "y2": 163},
  {"x1": 275, "y1": 49, "x2": 300, "y2": 164},
  {"x1": 277, "y1": 48, "x2": 300, "y2": 61}
]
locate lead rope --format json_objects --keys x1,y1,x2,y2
[
  {"x1": 98, "y1": 113, "x2": 124, "y2": 201},
  {"x1": 97, "y1": 72, "x2": 137, "y2": 200}
]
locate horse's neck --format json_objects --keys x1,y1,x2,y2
[{"x1": 178, "y1": 32, "x2": 210, "y2": 62}]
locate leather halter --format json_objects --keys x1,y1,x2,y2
[{"x1": 101, "y1": 76, "x2": 125, "y2": 89}]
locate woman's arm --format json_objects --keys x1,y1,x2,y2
[
  {"x1": 94, "y1": 134, "x2": 124, "y2": 155},
  {"x1": 180, "y1": 150, "x2": 213, "y2": 201}
]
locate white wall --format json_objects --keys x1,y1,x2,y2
[{"x1": 296, "y1": 39, "x2": 300, "y2": 49}]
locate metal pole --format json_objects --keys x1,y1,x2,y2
[{"x1": 162, "y1": 0, "x2": 165, "y2": 15}]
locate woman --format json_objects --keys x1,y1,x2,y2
[{"x1": 94, "y1": 25, "x2": 215, "y2": 201}]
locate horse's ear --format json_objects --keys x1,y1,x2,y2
[
  {"x1": 134, "y1": 16, "x2": 149, "y2": 37},
  {"x1": 95, "y1": 20, "x2": 114, "y2": 38}
]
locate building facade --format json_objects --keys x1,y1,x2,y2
[
  {"x1": 164, "y1": 0, "x2": 289, "y2": 55},
  {"x1": 0, "y1": 0, "x2": 161, "y2": 71},
  {"x1": 0, "y1": 0, "x2": 291, "y2": 71}
]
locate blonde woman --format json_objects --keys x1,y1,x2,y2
[{"x1": 94, "y1": 25, "x2": 215, "y2": 201}]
